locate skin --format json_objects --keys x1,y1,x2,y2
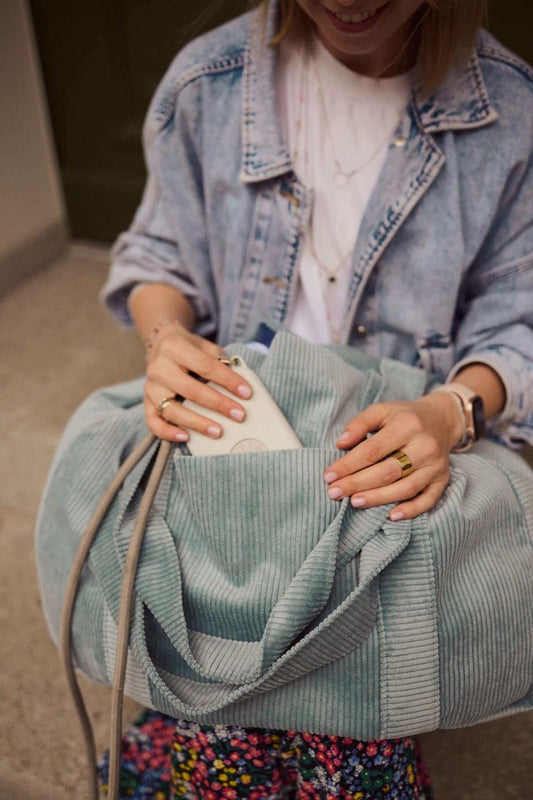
[
  {"x1": 295, "y1": 0, "x2": 427, "y2": 78},
  {"x1": 132, "y1": 2, "x2": 506, "y2": 520},
  {"x1": 131, "y1": 284, "x2": 253, "y2": 445}
]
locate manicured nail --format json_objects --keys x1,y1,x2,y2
[
  {"x1": 230, "y1": 408, "x2": 245, "y2": 422},
  {"x1": 237, "y1": 384, "x2": 252, "y2": 399},
  {"x1": 337, "y1": 432, "x2": 350, "y2": 443},
  {"x1": 390, "y1": 511, "x2": 404, "y2": 521},
  {"x1": 351, "y1": 497, "x2": 366, "y2": 508},
  {"x1": 324, "y1": 472, "x2": 338, "y2": 483},
  {"x1": 328, "y1": 487, "x2": 343, "y2": 500},
  {"x1": 207, "y1": 425, "x2": 222, "y2": 439},
  {"x1": 175, "y1": 431, "x2": 189, "y2": 442}
]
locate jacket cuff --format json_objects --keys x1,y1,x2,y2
[
  {"x1": 446, "y1": 350, "x2": 533, "y2": 447},
  {"x1": 99, "y1": 272, "x2": 216, "y2": 338}
]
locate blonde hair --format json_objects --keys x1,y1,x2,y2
[{"x1": 255, "y1": 0, "x2": 487, "y2": 94}]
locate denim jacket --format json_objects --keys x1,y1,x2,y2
[{"x1": 100, "y1": 0, "x2": 533, "y2": 446}]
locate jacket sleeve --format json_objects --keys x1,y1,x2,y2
[
  {"x1": 447, "y1": 150, "x2": 533, "y2": 447},
  {"x1": 99, "y1": 55, "x2": 218, "y2": 339}
]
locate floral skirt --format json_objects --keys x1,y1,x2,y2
[{"x1": 99, "y1": 710, "x2": 433, "y2": 800}]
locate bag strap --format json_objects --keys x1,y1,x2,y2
[
  {"x1": 61, "y1": 432, "x2": 409, "y2": 798},
  {"x1": 60, "y1": 432, "x2": 168, "y2": 800}
]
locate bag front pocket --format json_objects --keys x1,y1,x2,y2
[{"x1": 170, "y1": 448, "x2": 350, "y2": 667}]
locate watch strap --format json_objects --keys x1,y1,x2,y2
[{"x1": 432, "y1": 382, "x2": 484, "y2": 453}]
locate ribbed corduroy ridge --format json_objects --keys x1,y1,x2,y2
[{"x1": 35, "y1": 332, "x2": 533, "y2": 739}]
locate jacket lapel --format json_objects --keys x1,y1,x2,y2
[
  {"x1": 239, "y1": 4, "x2": 500, "y2": 341},
  {"x1": 341, "y1": 40, "x2": 499, "y2": 340},
  {"x1": 341, "y1": 104, "x2": 446, "y2": 339}
]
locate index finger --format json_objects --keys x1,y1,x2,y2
[
  {"x1": 167, "y1": 338, "x2": 253, "y2": 400},
  {"x1": 324, "y1": 426, "x2": 405, "y2": 482}
]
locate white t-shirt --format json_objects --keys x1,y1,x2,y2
[{"x1": 277, "y1": 36, "x2": 412, "y2": 344}]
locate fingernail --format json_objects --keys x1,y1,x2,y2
[
  {"x1": 337, "y1": 432, "x2": 350, "y2": 443},
  {"x1": 323, "y1": 472, "x2": 338, "y2": 483},
  {"x1": 237, "y1": 384, "x2": 252, "y2": 399},
  {"x1": 390, "y1": 511, "x2": 404, "y2": 521},
  {"x1": 207, "y1": 425, "x2": 222, "y2": 439},
  {"x1": 175, "y1": 432, "x2": 189, "y2": 442},
  {"x1": 230, "y1": 408, "x2": 245, "y2": 422},
  {"x1": 351, "y1": 497, "x2": 366, "y2": 508},
  {"x1": 328, "y1": 487, "x2": 343, "y2": 500}
]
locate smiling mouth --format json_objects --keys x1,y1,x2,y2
[{"x1": 322, "y1": 1, "x2": 390, "y2": 25}]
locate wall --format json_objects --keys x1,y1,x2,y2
[{"x1": 0, "y1": 0, "x2": 67, "y2": 295}]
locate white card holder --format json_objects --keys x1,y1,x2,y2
[{"x1": 182, "y1": 356, "x2": 302, "y2": 456}]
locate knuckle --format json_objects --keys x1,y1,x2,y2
[
  {"x1": 207, "y1": 392, "x2": 230, "y2": 414},
  {"x1": 159, "y1": 336, "x2": 175, "y2": 356},
  {"x1": 403, "y1": 410, "x2": 422, "y2": 430},
  {"x1": 339, "y1": 476, "x2": 356, "y2": 492},
  {"x1": 424, "y1": 436, "x2": 441, "y2": 460},
  {"x1": 384, "y1": 462, "x2": 400, "y2": 483},
  {"x1": 186, "y1": 382, "x2": 209, "y2": 406},
  {"x1": 201, "y1": 360, "x2": 217, "y2": 382},
  {"x1": 145, "y1": 361, "x2": 159, "y2": 381},
  {"x1": 205, "y1": 341, "x2": 224, "y2": 358},
  {"x1": 411, "y1": 475, "x2": 428, "y2": 496},
  {"x1": 147, "y1": 417, "x2": 161, "y2": 434},
  {"x1": 219, "y1": 397, "x2": 236, "y2": 416},
  {"x1": 364, "y1": 442, "x2": 382, "y2": 465},
  {"x1": 437, "y1": 457, "x2": 449, "y2": 474}
]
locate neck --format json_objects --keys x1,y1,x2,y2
[{"x1": 315, "y1": 10, "x2": 423, "y2": 79}]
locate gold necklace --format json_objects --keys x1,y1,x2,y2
[
  {"x1": 294, "y1": 45, "x2": 355, "y2": 286},
  {"x1": 311, "y1": 55, "x2": 397, "y2": 187},
  {"x1": 292, "y1": 47, "x2": 352, "y2": 344}
]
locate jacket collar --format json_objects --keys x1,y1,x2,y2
[
  {"x1": 414, "y1": 31, "x2": 499, "y2": 134},
  {"x1": 239, "y1": 1, "x2": 498, "y2": 183}
]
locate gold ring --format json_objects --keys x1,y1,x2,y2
[
  {"x1": 156, "y1": 394, "x2": 179, "y2": 418},
  {"x1": 389, "y1": 449, "x2": 414, "y2": 478},
  {"x1": 217, "y1": 355, "x2": 241, "y2": 367}
]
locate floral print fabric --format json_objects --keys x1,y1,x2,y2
[{"x1": 99, "y1": 710, "x2": 433, "y2": 800}]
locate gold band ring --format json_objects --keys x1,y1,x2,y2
[
  {"x1": 389, "y1": 449, "x2": 414, "y2": 478},
  {"x1": 156, "y1": 394, "x2": 179, "y2": 418},
  {"x1": 217, "y1": 355, "x2": 241, "y2": 367}
]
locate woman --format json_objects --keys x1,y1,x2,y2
[{"x1": 98, "y1": 0, "x2": 533, "y2": 796}]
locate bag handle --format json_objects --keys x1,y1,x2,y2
[
  {"x1": 133, "y1": 519, "x2": 408, "y2": 718},
  {"x1": 60, "y1": 432, "x2": 169, "y2": 800},
  {"x1": 61, "y1": 432, "x2": 409, "y2": 799}
]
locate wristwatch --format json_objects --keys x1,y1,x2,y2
[{"x1": 434, "y1": 382, "x2": 486, "y2": 453}]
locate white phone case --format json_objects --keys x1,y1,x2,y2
[{"x1": 182, "y1": 357, "x2": 302, "y2": 456}]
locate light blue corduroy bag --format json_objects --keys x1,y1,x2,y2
[{"x1": 36, "y1": 332, "x2": 533, "y2": 796}]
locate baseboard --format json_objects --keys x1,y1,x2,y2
[{"x1": 0, "y1": 221, "x2": 69, "y2": 296}]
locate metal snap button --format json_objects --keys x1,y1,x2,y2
[
  {"x1": 356, "y1": 324, "x2": 367, "y2": 336},
  {"x1": 394, "y1": 135, "x2": 407, "y2": 148},
  {"x1": 261, "y1": 276, "x2": 286, "y2": 289}
]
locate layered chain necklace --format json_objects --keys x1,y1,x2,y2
[
  {"x1": 291, "y1": 41, "x2": 407, "y2": 342},
  {"x1": 293, "y1": 44, "x2": 357, "y2": 288},
  {"x1": 292, "y1": 43, "x2": 360, "y2": 341},
  {"x1": 310, "y1": 53, "x2": 400, "y2": 188}
]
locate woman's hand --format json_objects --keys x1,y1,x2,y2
[
  {"x1": 143, "y1": 320, "x2": 253, "y2": 443},
  {"x1": 323, "y1": 392, "x2": 465, "y2": 521}
]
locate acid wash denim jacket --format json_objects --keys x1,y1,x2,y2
[{"x1": 100, "y1": 0, "x2": 533, "y2": 447}]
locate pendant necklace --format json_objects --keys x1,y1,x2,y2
[
  {"x1": 292, "y1": 43, "x2": 356, "y2": 343},
  {"x1": 294, "y1": 46, "x2": 355, "y2": 287},
  {"x1": 311, "y1": 50, "x2": 395, "y2": 187}
]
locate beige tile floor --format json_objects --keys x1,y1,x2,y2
[{"x1": 0, "y1": 244, "x2": 532, "y2": 799}]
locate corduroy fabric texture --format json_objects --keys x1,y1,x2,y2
[{"x1": 35, "y1": 332, "x2": 533, "y2": 739}]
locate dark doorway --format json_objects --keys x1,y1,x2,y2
[
  {"x1": 28, "y1": 0, "x2": 250, "y2": 241},
  {"x1": 29, "y1": 0, "x2": 533, "y2": 243}
]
